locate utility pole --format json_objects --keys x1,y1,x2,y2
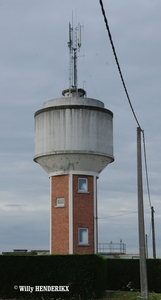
[
  {"x1": 145, "y1": 234, "x2": 148, "y2": 259},
  {"x1": 151, "y1": 206, "x2": 156, "y2": 259},
  {"x1": 137, "y1": 127, "x2": 148, "y2": 299}
]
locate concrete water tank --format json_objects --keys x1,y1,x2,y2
[{"x1": 34, "y1": 90, "x2": 114, "y2": 176}]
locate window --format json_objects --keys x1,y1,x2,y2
[
  {"x1": 55, "y1": 198, "x2": 65, "y2": 207},
  {"x1": 78, "y1": 228, "x2": 88, "y2": 245},
  {"x1": 78, "y1": 178, "x2": 88, "y2": 192}
]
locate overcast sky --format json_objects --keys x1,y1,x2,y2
[{"x1": 0, "y1": 0, "x2": 160, "y2": 258}]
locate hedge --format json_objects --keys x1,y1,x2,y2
[
  {"x1": 1, "y1": 255, "x2": 161, "y2": 299},
  {"x1": 0, "y1": 254, "x2": 106, "y2": 299},
  {"x1": 106, "y1": 258, "x2": 161, "y2": 293}
]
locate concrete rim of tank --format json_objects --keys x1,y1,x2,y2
[
  {"x1": 34, "y1": 104, "x2": 113, "y2": 117},
  {"x1": 33, "y1": 152, "x2": 114, "y2": 163}
]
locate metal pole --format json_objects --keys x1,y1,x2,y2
[
  {"x1": 137, "y1": 127, "x2": 148, "y2": 299},
  {"x1": 145, "y1": 234, "x2": 148, "y2": 259},
  {"x1": 95, "y1": 177, "x2": 98, "y2": 254},
  {"x1": 73, "y1": 48, "x2": 77, "y2": 90},
  {"x1": 151, "y1": 206, "x2": 156, "y2": 259}
]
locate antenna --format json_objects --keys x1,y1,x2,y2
[
  {"x1": 68, "y1": 22, "x2": 73, "y2": 90},
  {"x1": 63, "y1": 21, "x2": 85, "y2": 97},
  {"x1": 67, "y1": 21, "x2": 82, "y2": 92},
  {"x1": 68, "y1": 22, "x2": 72, "y2": 46},
  {"x1": 77, "y1": 23, "x2": 81, "y2": 48}
]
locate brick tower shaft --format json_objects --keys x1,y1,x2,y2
[{"x1": 51, "y1": 173, "x2": 98, "y2": 254}]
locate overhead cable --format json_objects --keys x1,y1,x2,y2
[
  {"x1": 99, "y1": 0, "x2": 152, "y2": 212},
  {"x1": 98, "y1": 208, "x2": 150, "y2": 219},
  {"x1": 99, "y1": 0, "x2": 141, "y2": 129}
]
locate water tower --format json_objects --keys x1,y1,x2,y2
[{"x1": 34, "y1": 22, "x2": 114, "y2": 254}]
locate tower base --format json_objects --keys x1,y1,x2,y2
[{"x1": 50, "y1": 171, "x2": 98, "y2": 254}]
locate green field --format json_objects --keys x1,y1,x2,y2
[
  {"x1": 0, "y1": 293, "x2": 161, "y2": 300},
  {"x1": 106, "y1": 291, "x2": 161, "y2": 299}
]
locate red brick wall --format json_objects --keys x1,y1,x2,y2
[
  {"x1": 73, "y1": 175, "x2": 94, "y2": 253},
  {"x1": 51, "y1": 175, "x2": 69, "y2": 254}
]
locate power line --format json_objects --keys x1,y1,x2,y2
[
  {"x1": 98, "y1": 0, "x2": 153, "y2": 210},
  {"x1": 98, "y1": 208, "x2": 150, "y2": 219},
  {"x1": 98, "y1": 1, "x2": 155, "y2": 253},
  {"x1": 99, "y1": 0, "x2": 141, "y2": 128}
]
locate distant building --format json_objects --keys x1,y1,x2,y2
[
  {"x1": 98, "y1": 242, "x2": 139, "y2": 259},
  {"x1": 2, "y1": 249, "x2": 49, "y2": 255}
]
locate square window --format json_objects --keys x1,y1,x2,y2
[
  {"x1": 78, "y1": 228, "x2": 88, "y2": 245},
  {"x1": 56, "y1": 198, "x2": 65, "y2": 207},
  {"x1": 78, "y1": 178, "x2": 88, "y2": 192}
]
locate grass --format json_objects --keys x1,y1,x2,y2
[
  {"x1": 0, "y1": 293, "x2": 161, "y2": 300},
  {"x1": 106, "y1": 291, "x2": 161, "y2": 299}
]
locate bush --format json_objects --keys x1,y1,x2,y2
[
  {"x1": 106, "y1": 258, "x2": 161, "y2": 293},
  {"x1": 0, "y1": 254, "x2": 106, "y2": 299}
]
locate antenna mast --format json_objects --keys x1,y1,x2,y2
[
  {"x1": 68, "y1": 22, "x2": 81, "y2": 92},
  {"x1": 62, "y1": 21, "x2": 86, "y2": 97}
]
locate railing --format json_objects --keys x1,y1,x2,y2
[{"x1": 98, "y1": 242, "x2": 126, "y2": 254}]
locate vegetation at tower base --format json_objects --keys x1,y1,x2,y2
[
  {"x1": 1, "y1": 255, "x2": 161, "y2": 299},
  {"x1": 106, "y1": 258, "x2": 161, "y2": 293},
  {"x1": 0, "y1": 254, "x2": 106, "y2": 299}
]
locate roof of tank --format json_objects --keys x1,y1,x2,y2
[{"x1": 43, "y1": 96, "x2": 105, "y2": 109}]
